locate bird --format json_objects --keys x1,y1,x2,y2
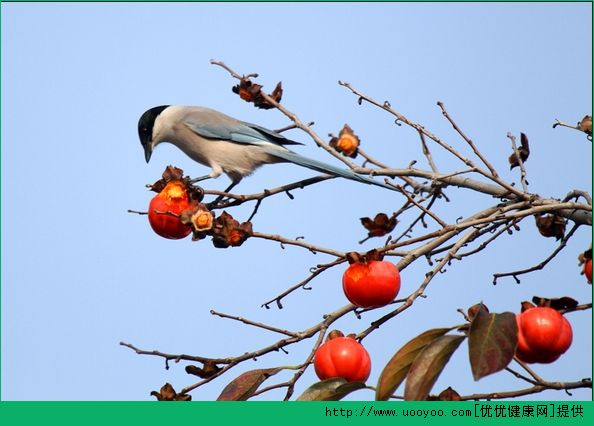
[{"x1": 138, "y1": 105, "x2": 394, "y2": 193}]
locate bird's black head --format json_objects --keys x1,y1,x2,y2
[{"x1": 138, "y1": 105, "x2": 169, "y2": 162}]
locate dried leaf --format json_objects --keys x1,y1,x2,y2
[
  {"x1": 467, "y1": 303, "x2": 489, "y2": 321},
  {"x1": 578, "y1": 247, "x2": 592, "y2": 265},
  {"x1": 232, "y1": 78, "x2": 282, "y2": 110},
  {"x1": 148, "y1": 166, "x2": 204, "y2": 203},
  {"x1": 296, "y1": 378, "x2": 366, "y2": 401},
  {"x1": 438, "y1": 386, "x2": 461, "y2": 401},
  {"x1": 403, "y1": 335, "x2": 465, "y2": 401},
  {"x1": 148, "y1": 166, "x2": 185, "y2": 193},
  {"x1": 375, "y1": 328, "x2": 452, "y2": 401},
  {"x1": 326, "y1": 329, "x2": 345, "y2": 341},
  {"x1": 535, "y1": 214, "x2": 566, "y2": 240},
  {"x1": 266, "y1": 82, "x2": 283, "y2": 105},
  {"x1": 531, "y1": 296, "x2": 579, "y2": 311},
  {"x1": 211, "y1": 211, "x2": 253, "y2": 248},
  {"x1": 158, "y1": 383, "x2": 176, "y2": 400},
  {"x1": 217, "y1": 368, "x2": 282, "y2": 401},
  {"x1": 185, "y1": 361, "x2": 221, "y2": 379},
  {"x1": 578, "y1": 115, "x2": 592, "y2": 136},
  {"x1": 150, "y1": 383, "x2": 191, "y2": 401},
  {"x1": 468, "y1": 304, "x2": 517, "y2": 381},
  {"x1": 345, "y1": 249, "x2": 383, "y2": 264},
  {"x1": 508, "y1": 132, "x2": 530, "y2": 170},
  {"x1": 232, "y1": 78, "x2": 262, "y2": 102},
  {"x1": 360, "y1": 213, "x2": 398, "y2": 239},
  {"x1": 329, "y1": 124, "x2": 360, "y2": 158},
  {"x1": 520, "y1": 301, "x2": 536, "y2": 312},
  {"x1": 162, "y1": 165, "x2": 185, "y2": 182}
]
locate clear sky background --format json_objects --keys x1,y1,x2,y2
[{"x1": 1, "y1": 2, "x2": 592, "y2": 401}]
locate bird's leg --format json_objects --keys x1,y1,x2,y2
[
  {"x1": 207, "y1": 180, "x2": 241, "y2": 209},
  {"x1": 222, "y1": 180, "x2": 239, "y2": 194},
  {"x1": 189, "y1": 174, "x2": 212, "y2": 184}
]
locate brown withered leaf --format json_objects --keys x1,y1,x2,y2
[
  {"x1": 520, "y1": 301, "x2": 536, "y2": 312},
  {"x1": 326, "y1": 329, "x2": 345, "y2": 342},
  {"x1": 535, "y1": 214, "x2": 566, "y2": 240},
  {"x1": 232, "y1": 78, "x2": 282, "y2": 110},
  {"x1": 329, "y1": 124, "x2": 360, "y2": 158},
  {"x1": 150, "y1": 383, "x2": 192, "y2": 401},
  {"x1": 211, "y1": 211, "x2": 253, "y2": 248},
  {"x1": 437, "y1": 386, "x2": 461, "y2": 401},
  {"x1": 467, "y1": 303, "x2": 489, "y2": 321},
  {"x1": 345, "y1": 249, "x2": 384, "y2": 264},
  {"x1": 148, "y1": 166, "x2": 204, "y2": 203},
  {"x1": 509, "y1": 132, "x2": 530, "y2": 170},
  {"x1": 185, "y1": 361, "x2": 221, "y2": 379},
  {"x1": 531, "y1": 296, "x2": 579, "y2": 311},
  {"x1": 360, "y1": 213, "x2": 398, "y2": 239},
  {"x1": 162, "y1": 165, "x2": 185, "y2": 181},
  {"x1": 578, "y1": 247, "x2": 592, "y2": 265},
  {"x1": 148, "y1": 165, "x2": 184, "y2": 193},
  {"x1": 578, "y1": 115, "x2": 592, "y2": 137},
  {"x1": 232, "y1": 78, "x2": 263, "y2": 102},
  {"x1": 263, "y1": 82, "x2": 283, "y2": 108}
]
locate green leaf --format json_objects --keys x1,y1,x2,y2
[
  {"x1": 216, "y1": 368, "x2": 282, "y2": 401},
  {"x1": 468, "y1": 304, "x2": 518, "y2": 380},
  {"x1": 296, "y1": 378, "x2": 366, "y2": 401},
  {"x1": 375, "y1": 328, "x2": 452, "y2": 401},
  {"x1": 403, "y1": 335, "x2": 465, "y2": 401}
]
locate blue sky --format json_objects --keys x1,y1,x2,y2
[{"x1": 1, "y1": 2, "x2": 592, "y2": 401}]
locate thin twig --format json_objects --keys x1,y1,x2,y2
[
  {"x1": 210, "y1": 310, "x2": 300, "y2": 337},
  {"x1": 438, "y1": 101, "x2": 500, "y2": 177},
  {"x1": 394, "y1": 185, "x2": 447, "y2": 228},
  {"x1": 261, "y1": 259, "x2": 345, "y2": 309},
  {"x1": 418, "y1": 130, "x2": 439, "y2": 173},
  {"x1": 252, "y1": 231, "x2": 344, "y2": 257},
  {"x1": 493, "y1": 223, "x2": 580, "y2": 284},
  {"x1": 458, "y1": 379, "x2": 592, "y2": 401}
]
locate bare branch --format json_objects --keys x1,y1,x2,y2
[
  {"x1": 437, "y1": 101, "x2": 500, "y2": 177},
  {"x1": 210, "y1": 310, "x2": 300, "y2": 337},
  {"x1": 493, "y1": 223, "x2": 580, "y2": 284},
  {"x1": 459, "y1": 378, "x2": 592, "y2": 401},
  {"x1": 394, "y1": 184, "x2": 447, "y2": 228}
]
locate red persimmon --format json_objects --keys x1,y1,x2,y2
[
  {"x1": 515, "y1": 307, "x2": 573, "y2": 364},
  {"x1": 342, "y1": 260, "x2": 401, "y2": 308},
  {"x1": 148, "y1": 180, "x2": 193, "y2": 239},
  {"x1": 314, "y1": 336, "x2": 371, "y2": 382}
]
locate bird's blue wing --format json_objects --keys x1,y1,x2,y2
[{"x1": 183, "y1": 108, "x2": 302, "y2": 147}]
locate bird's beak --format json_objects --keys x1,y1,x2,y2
[{"x1": 144, "y1": 144, "x2": 153, "y2": 163}]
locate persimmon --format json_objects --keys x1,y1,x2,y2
[
  {"x1": 342, "y1": 260, "x2": 401, "y2": 308},
  {"x1": 515, "y1": 307, "x2": 573, "y2": 364},
  {"x1": 148, "y1": 180, "x2": 193, "y2": 239},
  {"x1": 314, "y1": 335, "x2": 371, "y2": 382}
]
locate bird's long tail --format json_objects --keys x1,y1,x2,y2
[{"x1": 263, "y1": 148, "x2": 395, "y2": 191}]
